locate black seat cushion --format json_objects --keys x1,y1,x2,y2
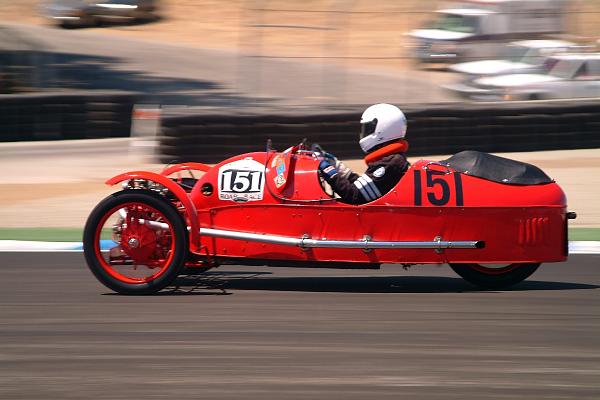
[{"x1": 440, "y1": 150, "x2": 553, "y2": 185}]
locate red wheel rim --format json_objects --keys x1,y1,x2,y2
[
  {"x1": 467, "y1": 263, "x2": 520, "y2": 276},
  {"x1": 93, "y1": 202, "x2": 176, "y2": 284}
]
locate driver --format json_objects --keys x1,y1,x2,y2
[{"x1": 318, "y1": 103, "x2": 410, "y2": 205}]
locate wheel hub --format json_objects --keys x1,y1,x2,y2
[
  {"x1": 120, "y1": 217, "x2": 158, "y2": 263},
  {"x1": 128, "y1": 237, "x2": 140, "y2": 249}
]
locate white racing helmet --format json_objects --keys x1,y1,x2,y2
[{"x1": 359, "y1": 103, "x2": 407, "y2": 153}]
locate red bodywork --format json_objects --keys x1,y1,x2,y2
[{"x1": 106, "y1": 148, "x2": 568, "y2": 267}]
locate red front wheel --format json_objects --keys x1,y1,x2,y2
[
  {"x1": 83, "y1": 190, "x2": 188, "y2": 295},
  {"x1": 450, "y1": 263, "x2": 541, "y2": 289}
]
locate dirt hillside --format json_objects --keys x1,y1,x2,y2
[{"x1": 2, "y1": 1, "x2": 599, "y2": 71}]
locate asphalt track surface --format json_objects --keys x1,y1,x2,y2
[{"x1": 0, "y1": 253, "x2": 599, "y2": 399}]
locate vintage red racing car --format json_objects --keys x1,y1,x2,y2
[{"x1": 83, "y1": 142, "x2": 576, "y2": 294}]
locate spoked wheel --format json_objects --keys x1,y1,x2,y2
[
  {"x1": 83, "y1": 190, "x2": 188, "y2": 295},
  {"x1": 450, "y1": 263, "x2": 541, "y2": 289}
]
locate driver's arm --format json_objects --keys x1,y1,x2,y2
[
  {"x1": 339, "y1": 162, "x2": 359, "y2": 182},
  {"x1": 319, "y1": 161, "x2": 376, "y2": 205}
]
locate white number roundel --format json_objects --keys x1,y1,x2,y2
[{"x1": 218, "y1": 158, "x2": 265, "y2": 202}]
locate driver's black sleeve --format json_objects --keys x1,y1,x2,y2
[{"x1": 323, "y1": 154, "x2": 409, "y2": 205}]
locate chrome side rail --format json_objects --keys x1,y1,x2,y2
[{"x1": 199, "y1": 228, "x2": 484, "y2": 250}]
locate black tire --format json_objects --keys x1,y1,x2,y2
[
  {"x1": 450, "y1": 263, "x2": 541, "y2": 290},
  {"x1": 83, "y1": 190, "x2": 188, "y2": 295}
]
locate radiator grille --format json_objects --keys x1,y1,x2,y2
[{"x1": 519, "y1": 217, "x2": 550, "y2": 246}]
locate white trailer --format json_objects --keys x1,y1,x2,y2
[{"x1": 409, "y1": 0, "x2": 567, "y2": 64}]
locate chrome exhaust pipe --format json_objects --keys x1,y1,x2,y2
[
  {"x1": 199, "y1": 228, "x2": 484, "y2": 250},
  {"x1": 118, "y1": 208, "x2": 170, "y2": 231}
]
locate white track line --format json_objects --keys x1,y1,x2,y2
[
  {"x1": 1, "y1": 240, "x2": 599, "y2": 254},
  {"x1": 568, "y1": 241, "x2": 600, "y2": 255},
  {"x1": 0, "y1": 240, "x2": 82, "y2": 251}
]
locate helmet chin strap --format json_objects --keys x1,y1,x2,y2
[{"x1": 364, "y1": 140, "x2": 409, "y2": 164}]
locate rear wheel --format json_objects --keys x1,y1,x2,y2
[
  {"x1": 450, "y1": 263, "x2": 540, "y2": 289},
  {"x1": 83, "y1": 190, "x2": 187, "y2": 295}
]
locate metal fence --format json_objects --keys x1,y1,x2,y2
[
  {"x1": 2, "y1": 2, "x2": 600, "y2": 104},
  {"x1": 232, "y1": 0, "x2": 600, "y2": 105}
]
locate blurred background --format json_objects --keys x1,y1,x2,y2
[
  {"x1": 2, "y1": 0, "x2": 600, "y2": 101},
  {"x1": 0, "y1": 0, "x2": 599, "y2": 233}
]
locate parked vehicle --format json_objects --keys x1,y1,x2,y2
[
  {"x1": 454, "y1": 53, "x2": 600, "y2": 100},
  {"x1": 408, "y1": 0, "x2": 567, "y2": 65},
  {"x1": 449, "y1": 40, "x2": 576, "y2": 77},
  {"x1": 44, "y1": 0, "x2": 159, "y2": 28},
  {"x1": 83, "y1": 142, "x2": 575, "y2": 294},
  {"x1": 445, "y1": 39, "x2": 577, "y2": 96}
]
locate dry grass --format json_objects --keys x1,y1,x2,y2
[{"x1": 2, "y1": 1, "x2": 599, "y2": 71}]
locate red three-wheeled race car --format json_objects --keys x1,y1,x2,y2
[{"x1": 83, "y1": 142, "x2": 576, "y2": 294}]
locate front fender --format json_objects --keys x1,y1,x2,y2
[
  {"x1": 105, "y1": 171, "x2": 200, "y2": 251},
  {"x1": 161, "y1": 162, "x2": 212, "y2": 176}
]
